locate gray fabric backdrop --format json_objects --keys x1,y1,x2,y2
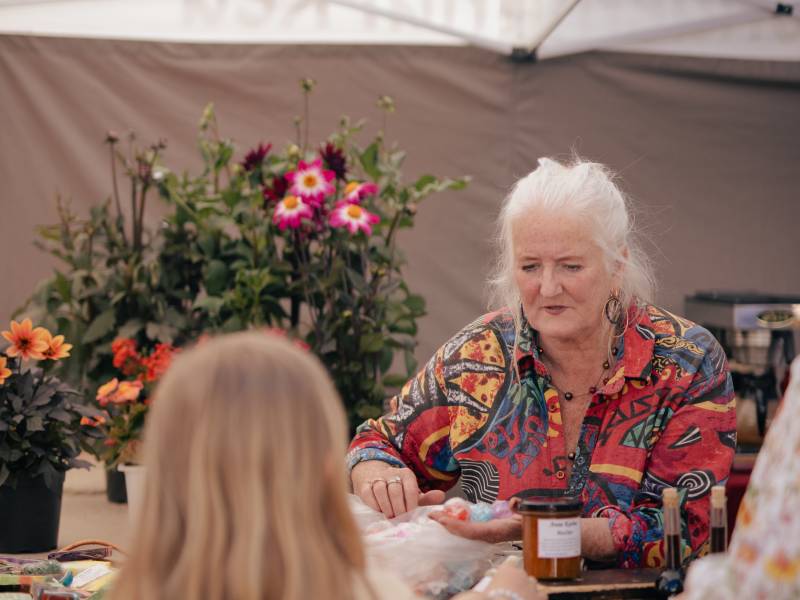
[{"x1": 1, "y1": 35, "x2": 799, "y2": 362}]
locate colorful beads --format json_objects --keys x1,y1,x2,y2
[
  {"x1": 443, "y1": 498, "x2": 470, "y2": 521},
  {"x1": 469, "y1": 502, "x2": 494, "y2": 522},
  {"x1": 441, "y1": 498, "x2": 516, "y2": 521},
  {"x1": 490, "y1": 500, "x2": 514, "y2": 519}
]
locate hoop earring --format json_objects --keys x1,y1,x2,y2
[{"x1": 604, "y1": 291, "x2": 623, "y2": 326}]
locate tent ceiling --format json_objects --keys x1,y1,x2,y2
[{"x1": 0, "y1": 0, "x2": 798, "y2": 61}]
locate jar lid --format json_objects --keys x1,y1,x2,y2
[{"x1": 517, "y1": 496, "x2": 583, "y2": 513}]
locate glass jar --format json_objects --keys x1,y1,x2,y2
[{"x1": 517, "y1": 496, "x2": 583, "y2": 581}]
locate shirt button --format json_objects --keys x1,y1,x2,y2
[{"x1": 555, "y1": 470, "x2": 566, "y2": 480}]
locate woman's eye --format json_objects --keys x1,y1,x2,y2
[
  {"x1": 564, "y1": 264, "x2": 583, "y2": 272},
  {"x1": 522, "y1": 264, "x2": 540, "y2": 272}
]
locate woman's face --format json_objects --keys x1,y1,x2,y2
[{"x1": 512, "y1": 211, "x2": 620, "y2": 343}]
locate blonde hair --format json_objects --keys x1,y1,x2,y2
[
  {"x1": 111, "y1": 332, "x2": 367, "y2": 600},
  {"x1": 488, "y1": 156, "x2": 655, "y2": 346}
]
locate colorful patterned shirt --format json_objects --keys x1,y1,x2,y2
[{"x1": 347, "y1": 305, "x2": 736, "y2": 568}]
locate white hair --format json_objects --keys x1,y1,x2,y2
[{"x1": 488, "y1": 156, "x2": 655, "y2": 341}]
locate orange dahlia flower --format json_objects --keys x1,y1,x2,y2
[
  {"x1": 40, "y1": 330, "x2": 73, "y2": 360},
  {"x1": 0, "y1": 356, "x2": 11, "y2": 385},
  {"x1": 1, "y1": 318, "x2": 49, "y2": 360},
  {"x1": 97, "y1": 377, "x2": 144, "y2": 406}
]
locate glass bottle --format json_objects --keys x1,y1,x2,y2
[
  {"x1": 710, "y1": 485, "x2": 728, "y2": 553},
  {"x1": 656, "y1": 487, "x2": 684, "y2": 597}
]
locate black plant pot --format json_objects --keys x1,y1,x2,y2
[
  {"x1": 0, "y1": 471, "x2": 65, "y2": 553},
  {"x1": 106, "y1": 467, "x2": 128, "y2": 504}
]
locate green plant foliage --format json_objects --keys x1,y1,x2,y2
[
  {"x1": 0, "y1": 354, "x2": 102, "y2": 490},
  {"x1": 20, "y1": 85, "x2": 469, "y2": 433}
]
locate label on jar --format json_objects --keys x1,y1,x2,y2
[{"x1": 537, "y1": 517, "x2": 581, "y2": 558}]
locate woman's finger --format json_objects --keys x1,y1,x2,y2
[
  {"x1": 399, "y1": 469, "x2": 421, "y2": 511},
  {"x1": 371, "y1": 479, "x2": 395, "y2": 518},
  {"x1": 357, "y1": 481, "x2": 381, "y2": 512},
  {"x1": 418, "y1": 490, "x2": 446, "y2": 506},
  {"x1": 386, "y1": 476, "x2": 407, "y2": 515}
]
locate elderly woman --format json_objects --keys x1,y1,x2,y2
[{"x1": 348, "y1": 157, "x2": 735, "y2": 569}]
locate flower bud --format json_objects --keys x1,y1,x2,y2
[{"x1": 300, "y1": 78, "x2": 316, "y2": 93}]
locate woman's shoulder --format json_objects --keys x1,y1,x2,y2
[
  {"x1": 640, "y1": 303, "x2": 727, "y2": 375},
  {"x1": 437, "y1": 309, "x2": 517, "y2": 364}
]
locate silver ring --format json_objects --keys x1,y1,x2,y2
[{"x1": 387, "y1": 477, "x2": 402, "y2": 485}]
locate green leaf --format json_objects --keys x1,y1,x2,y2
[
  {"x1": 146, "y1": 321, "x2": 176, "y2": 343},
  {"x1": 383, "y1": 373, "x2": 409, "y2": 388},
  {"x1": 83, "y1": 309, "x2": 116, "y2": 343},
  {"x1": 359, "y1": 332, "x2": 384, "y2": 353},
  {"x1": 404, "y1": 349, "x2": 418, "y2": 375},
  {"x1": 379, "y1": 346, "x2": 394, "y2": 374},
  {"x1": 9, "y1": 394, "x2": 24, "y2": 413},
  {"x1": 193, "y1": 296, "x2": 225, "y2": 317},
  {"x1": 404, "y1": 294, "x2": 426, "y2": 315},
  {"x1": 359, "y1": 142, "x2": 381, "y2": 181},
  {"x1": 49, "y1": 409, "x2": 73, "y2": 423},
  {"x1": 205, "y1": 259, "x2": 229, "y2": 296},
  {"x1": 54, "y1": 271, "x2": 72, "y2": 303},
  {"x1": 414, "y1": 174, "x2": 437, "y2": 191},
  {"x1": 26, "y1": 415, "x2": 44, "y2": 432},
  {"x1": 354, "y1": 401, "x2": 383, "y2": 420},
  {"x1": 117, "y1": 319, "x2": 144, "y2": 339}
]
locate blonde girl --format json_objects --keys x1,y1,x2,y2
[{"x1": 111, "y1": 332, "x2": 537, "y2": 600}]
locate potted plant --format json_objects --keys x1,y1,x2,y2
[
  {"x1": 0, "y1": 319, "x2": 101, "y2": 552},
  {"x1": 83, "y1": 337, "x2": 177, "y2": 510},
  {"x1": 162, "y1": 87, "x2": 468, "y2": 429}
]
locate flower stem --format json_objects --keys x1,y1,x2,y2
[{"x1": 108, "y1": 144, "x2": 125, "y2": 245}]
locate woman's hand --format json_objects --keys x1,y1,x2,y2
[
  {"x1": 485, "y1": 561, "x2": 543, "y2": 600},
  {"x1": 428, "y1": 511, "x2": 523, "y2": 543},
  {"x1": 351, "y1": 460, "x2": 445, "y2": 518},
  {"x1": 452, "y1": 560, "x2": 543, "y2": 600}
]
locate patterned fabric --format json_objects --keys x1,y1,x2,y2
[
  {"x1": 682, "y1": 357, "x2": 800, "y2": 599},
  {"x1": 347, "y1": 305, "x2": 735, "y2": 568}
]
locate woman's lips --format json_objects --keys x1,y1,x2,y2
[{"x1": 543, "y1": 306, "x2": 567, "y2": 315}]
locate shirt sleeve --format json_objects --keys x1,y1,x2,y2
[
  {"x1": 346, "y1": 342, "x2": 461, "y2": 492},
  {"x1": 593, "y1": 345, "x2": 736, "y2": 568}
]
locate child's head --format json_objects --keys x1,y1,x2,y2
[{"x1": 112, "y1": 331, "x2": 364, "y2": 600}]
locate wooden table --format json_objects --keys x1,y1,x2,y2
[{"x1": 537, "y1": 568, "x2": 661, "y2": 599}]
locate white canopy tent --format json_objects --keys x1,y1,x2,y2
[
  {"x1": 1, "y1": 0, "x2": 799, "y2": 357},
  {"x1": 0, "y1": 0, "x2": 798, "y2": 60}
]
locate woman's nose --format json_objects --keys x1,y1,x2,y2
[{"x1": 539, "y1": 268, "x2": 562, "y2": 297}]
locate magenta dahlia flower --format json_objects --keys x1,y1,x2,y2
[
  {"x1": 241, "y1": 143, "x2": 272, "y2": 172},
  {"x1": 320, "y1": 143, "x2": 347, "y2": 181}
]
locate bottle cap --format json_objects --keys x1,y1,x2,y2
[
  {"x1": 711, "y1": 485, "x2": 726, "y2": 508},
  {"x1": 662, "y1": 487, "x2": 678, "y2": 507}
]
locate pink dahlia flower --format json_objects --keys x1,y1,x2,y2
[
  {"x1": 285, "y1": 159, "x2": 335, "y2": 206},
  {"x1": 343, "y1": 181, "x2": 379, "y2": 204},
  {"x1": 273, "y1": 195, "x2": 314, "y2": 231},
  {"x1": 330, "y1": 202, "x2": 380, "y2": 235}
]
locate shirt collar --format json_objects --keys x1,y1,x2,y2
[{"x1": 515, "y1": 306, "x2": 656, "y2": 394}]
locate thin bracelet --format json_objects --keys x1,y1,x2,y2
[{"x1": 487, "y1": 589, "x2": 524, "y2": 600}]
